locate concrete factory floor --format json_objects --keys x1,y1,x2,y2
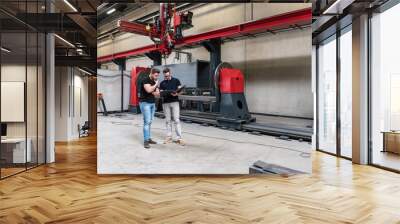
[{"x1": 97, "y1": 113, "x2": 312, "y2": 174}]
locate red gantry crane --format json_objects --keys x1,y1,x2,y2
[{"x1": 97, "y1": 5, "x2": 311, "y2": 62}]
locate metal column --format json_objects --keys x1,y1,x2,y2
[{"x1": 202, "y1": 39, "x2": 221, "y2": 112}]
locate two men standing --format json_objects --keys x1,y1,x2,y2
[{"x1": 138, "y1": 67, "x2": 184, "y2": 149}]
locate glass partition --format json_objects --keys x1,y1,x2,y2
[
  {"x1": 0, "y1": 1, "x2": 46, "y2": 179},
  {"x1": 317, "y1": 35, "x2": 337, "y2": 154},
  {"x1": 339, "y1": 27, "x2": 352, "y2": 158},
  {"x1": 370, "y1": 3, "x2": 400, "y2": 171},
  {"x1": 0, "y1": 26, "x2": 28, "y2": 178}
]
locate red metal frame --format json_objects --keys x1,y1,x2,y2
[
  {"x1": 98, "y1": 44, "x2": 159, "y2": 63},
  {"x1": 98, "y1": 8, "x2": 311, "y2": 63},
  {"x1": 118, "y1": 20, "x2": 158, "y2": 37}
]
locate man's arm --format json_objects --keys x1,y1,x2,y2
[
  {"x1": 153, "y1": 87, "x2": 160, "y2": 97},
  {"x1": 143, "y1": 80, "x2": 158, "y2": 93},
  {"x1": 171, "y1": 79, "x2": 182, "y2": 96},
  {"x1": 177, "y1": 79, "x2": 182, "y2": 89}
]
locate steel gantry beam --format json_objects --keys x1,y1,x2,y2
[
  {"x1": 97, "y1": 8, "x2": 311, "y2": 63},
  {"x1": 98, "y1": 45, "x2": 159, "y2": 62},
  {"x1": 117, "y1": 20, "x2": 159, "y2": 37}
]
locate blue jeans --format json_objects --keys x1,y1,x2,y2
[{"x1": 139, "y1": 102, "x2": 156, "y2": 141}]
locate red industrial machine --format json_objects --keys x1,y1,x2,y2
[
  {"x1": 219, "y1": 68, "x2": 245, "y2": 94},
  {"x1": 118, "y1": 3, "x2": 193, "y2": 57}
]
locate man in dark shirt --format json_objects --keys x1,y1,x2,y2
[
  {"x1": 139, "y1": 68, "x2": 160, "y2": 148},
  {"x1": 159, "y1": 68, "x2": 184, "y2": 145}
]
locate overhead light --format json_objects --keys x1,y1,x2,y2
[
  {"x1": 107, "y1": 8, "x2": 116, "y2": 15},
  {"x1": 54, "y1": 34, "x2": 75, "y2": 48},
  {"x1": 63, "y1": 0, "x2": 78, "y2": 12},
  {"x1": 76, "y1": 48, "x2": 85, "y2": 55},
  {"x1": 78, "y1": 68, "x2": 93, "y2": 76},
  {"x1": 1, "y1": 47, "x2": 11, "y2": 53}
]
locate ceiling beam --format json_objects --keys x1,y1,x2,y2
[{"x1": 53, "y1": 0, "x2": 97, "y2": 47}]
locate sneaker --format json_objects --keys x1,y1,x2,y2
[
  {"x1": 175, "y1": 139, "x2": 185, "y2": 146},
  {"x1": 148, "y1": 139, "x2": 157, "y2": 144},
  {"x1": 144, "y1": 141, "x2": 150, "y2": 149},
  {"x1": 164, "y1": 137, "x2": 173, "y2": 144}
]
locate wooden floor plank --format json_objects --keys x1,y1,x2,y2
[{"x1": 0, "y1": 135, "x2": 399, "y2": 223}]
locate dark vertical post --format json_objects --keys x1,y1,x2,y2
[
  {"x1": 36, "y1": 0, "x2": 39, "y2": 167},
  {"x1": 112, "y1": 58, "x2": 126, "y2": 112},
  {"x1": 25, "y1": 1, "x2": 28, "y2": 171},
  {"x1": 44, "y1": 10, "x2": 47, "y2": 165},
  {"x1": 315, "y1": 44, "x2": 319, "y2": 151},
  {"x1": 202, "y1": 39, "x2": 222, "y2": 112},
  {"x1": 336, "y1": 29, "x2": 341, "y2": 157},
  {"x1": 121, "y1": 66, "x2": 124, "y2": 112},
  {"x1": 367, "y1": 11, "x2": 372, "y2": 165},
  {"x1": 145, "y1": 51, "x2": 162, "y2": 66}
]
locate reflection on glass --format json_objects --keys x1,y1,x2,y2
[
  {"x1": 0, "y1": 1, "x2": 47, "y2": 178},
  {"x1": 27, "y1": 31, "x2": 38, "y2": 169},
  {"x1": 318, "y1": 36, "x2": 337, "y2": 154},
  {"x1": 1, "y1": 31, "x2": 28, "y2": 177},
  {"x1": 371, "y1": 3, "x2": 400, "y2": 171},
  {"x1": 340, "y1": 29, "x2": 352, "y2": 158}
]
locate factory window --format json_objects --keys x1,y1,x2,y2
[
  {"x1": 370, "y1": 3, "x2": 400, "y2": 172},
  {"x1": 317, "y1": 35, "x2": 337, "y2": 155}
]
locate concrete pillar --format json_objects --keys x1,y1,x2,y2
[
  {"x1": 46, "y1": 28, "x2": 55, "y2": 163},
  {"x1": 54, "y1": 67, "x2": 73, "y2": 141},
  {"x1": 45, "y1": 0, "x2": 56, "y2": 163},
  {"x1": 352, "y1": 14, "x2": 369, "y2": 164}
]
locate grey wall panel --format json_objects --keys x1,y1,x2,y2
[{"x1": 154, "y1": 62, "x2": 199, "y2": 88}]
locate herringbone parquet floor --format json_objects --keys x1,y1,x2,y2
[{"x1": 1, "y1": 135, "x2": 400, "y2": 224}]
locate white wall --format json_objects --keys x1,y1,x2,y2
[
  {"x1": 98, "y1": 3, "x2": 312, "y2": 118},
  {"x1": 55, "y1": 66, "x2": 89, "y2": 141},
  {"x1": 1, "y1": 64, "x2": 42, "y2": 138},
  {"x1": 1, "y1": 65, "x2": 26, "y2": 139},
  {"x1": 1, "y1": 63, "x2": 46, "y2": 164},
  {"x1": 72, "y1": 74, "x2": 89, "y2": 138}
]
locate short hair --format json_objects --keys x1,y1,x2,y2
[
  {"x1": 151, "y1": 68, "x2": 160, "y2": 74},
  {"x1": 163, "y1": 67, "x2": 170, "y2": 73}
]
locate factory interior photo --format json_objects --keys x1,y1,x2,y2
[
  {"x1": 0, "y1": 0, "x2": 400, "y2": 223},
  {"x1": 97, "y1": 3, "x2": 313, "y2": 174}
]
